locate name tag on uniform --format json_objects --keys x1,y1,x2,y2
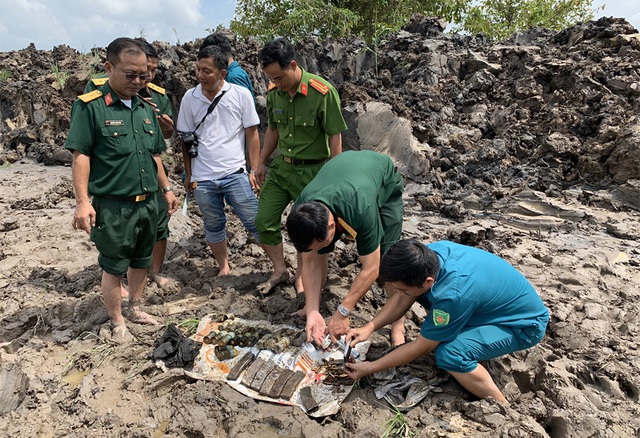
[
  {"x1": 105, "y1": 120, "x2": 124, "y2": 126},
  {"x1": 274, "y1": 108, "x2": 285, "y2": 115}
]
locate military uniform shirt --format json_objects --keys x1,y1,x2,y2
[
  {"x1": 65, "y1": 81, "x2": 166, "y2": 196},
  {"x1": 267, "y1": 68, "x2": 347, "y2": 160},
  {"x1": 418, "y1": 241, "x2": 550, "y2": 343},
  {"x1": 295, "y1": 151, "x2": 401, "y2": 256}
]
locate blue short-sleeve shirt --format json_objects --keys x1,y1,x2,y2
[{"x1": 419, "y1": 241, "x2": 549, "y2": 342}]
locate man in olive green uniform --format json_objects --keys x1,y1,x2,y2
[
  {"x1": 285, "y1": 151, "x2": 404, "y2": 346},
  {"x1": 86, "y1": 38, "x2": 175, "y2": 288},
  {"x1": 67, "y1": 37, "x2": 178, "y2": 343},
  {"x1": 255, "y1": 37, "x2": 347, "y2": 295}
]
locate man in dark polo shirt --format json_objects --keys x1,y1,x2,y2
[
  {"x1": 255, "y1": 37, "x2": 347, "y2": 296},
  {"x1": 286, "y1": 151, "x2": 404, "y2": 346},
  {"x1": 67, "y1": 37, "x2": 178, "y2": 343}
]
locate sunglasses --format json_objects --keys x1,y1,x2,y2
[{"x1": 116, "y1": 69, "x2": 150, "y2": 82}]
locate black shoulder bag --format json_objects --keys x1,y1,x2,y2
[{"x1": 182, "y1": 90, "x2": 227, "y2": 158}]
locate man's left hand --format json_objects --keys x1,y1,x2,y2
[
  {"x1": 328, "y1": 312, "x2": 350, "y2": 343},
  {"x1": 164, "y1": 190, "x2": 179, "y2": 215}
]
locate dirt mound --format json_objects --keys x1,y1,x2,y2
[{"x1": 1, "y1": 16, "x2": 639, "y2": 437}]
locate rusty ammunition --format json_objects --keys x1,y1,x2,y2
[
  {"x1": 214, "y1": 345, "x2": 239, "y2": 360},
  {"x1": 217, "y1": 332, "x2": 235, "y2": 346},
  {"x1": 241, "y1": 358, "x2": 266, "y2": 387},
  {"x1": 227, "y1": 352, "x2": 256, "y2": 381}
]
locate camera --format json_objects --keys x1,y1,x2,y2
[{"x1": 181, "y1": 132, "x2": 199, "y2": 158}]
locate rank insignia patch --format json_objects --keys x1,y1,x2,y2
[
  {"x1": 433, "y1": 309, "x2": 450, "y2": 326},
  {"x1": 309, "y1": 78, "x2": 329, "y2": 95}
]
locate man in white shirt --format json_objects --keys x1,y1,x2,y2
[{"x1": 177, "y1": 45, "x2": 261, "y2": 275}]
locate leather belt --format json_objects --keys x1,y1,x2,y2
[
  {"x1": 101, "y1": 193, "x2": 153, "y2": 202},
  {"x1": 282, "y1": 156, "x2": 327, "y2": 165}
]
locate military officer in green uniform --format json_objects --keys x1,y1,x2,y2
[
  {"x1": 67, "y1": 37, "x2": 178, "y2": 343},
  {"x1": 255, "y1": 37, "x2": 347, "y2": 296},
  {"x1": 86, "y1": 38, "x2": 175, "y2": 289},
  {"x1": 285, "y1": 151, "x2": 405, "y2": 346}
]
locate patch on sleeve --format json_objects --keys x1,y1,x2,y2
[
  {"x1": 432, "y1": 309, "x2": 450, "y2": 326},
  {"x1": 77, "y1": 89, "x2": 102, "y2": 103},
  {"x1": 308, "y1": 78, "x2": 329, "y2": 95}
]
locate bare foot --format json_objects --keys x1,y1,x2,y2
[
  {"x1": 128, "y1": 307, "x2": 161, "y2": 326},
  {"x1": 151, "y1": 273, "x2": 171, "y2": 288},
  {"x1": 216, "y1": 268, "x2": 231, "y2": 277},
  {"x1": 111, "y1": 323, "x2": 134, "y2": 344},
  {"x1": 256, "y1": 271, "x2": 290, "y2": 295}
]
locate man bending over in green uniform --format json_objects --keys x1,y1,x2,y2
[
  {"x1": 286, "y1": 150, "x2": 405, "y2": 346},
  {"x1": 67, "y1": 37, "x2": 178, "y2": 343}
]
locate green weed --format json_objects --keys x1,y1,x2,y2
[
  {"x1": 175, "y1": 318, "x2": 201, "y2": 337},
  {"x1": 381, "y1": 404, "x2": 415, "y2": 438},
  {"x1": 50, "y1": 63, "x2": 69, "y2": 88},
  {"x1": 63, "y1": 331, "x2": 117, "y2": 374},
  {"x1": 0, "y1": 69, "x2": 11, "y2": 82}
]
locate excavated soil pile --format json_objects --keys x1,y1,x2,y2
[{"x1": 0, "y1": 15, "x2": 639, "y2": 437}]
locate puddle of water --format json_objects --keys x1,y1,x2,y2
[
  {"x1": 254, "y1": 424, "x2": 297, "y2": 438},
  {"x1": 61, "y1": 369, "x2": 89, "y2": 387}
]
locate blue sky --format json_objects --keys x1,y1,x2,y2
[{"x1": 0, "y1": 0, "x2": 637, "y2": 52}]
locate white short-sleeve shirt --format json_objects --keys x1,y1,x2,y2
[{"x1": 176, "y1": 81, "x2": 260, "y2": 181}]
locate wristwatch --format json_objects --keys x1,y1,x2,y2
[
  {"x1": 337, "y1": 304, "x2": 350, "y2": 317},
  {"x1": 161, "y1": 186, "x2": 173, "y2": 193}
]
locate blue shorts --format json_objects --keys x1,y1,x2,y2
[
  {"x1": 193, "y1": 172, "x2": 259, "y2": 244},
  {"x1": 433, "y1": 314, "x2": 548, "y2": 373}
]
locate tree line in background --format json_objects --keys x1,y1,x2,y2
[{"x1": 229, "y1": 0, "x2": 601, "y2": 43}]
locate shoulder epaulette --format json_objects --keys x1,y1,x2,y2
[
  {"x1": 91, "y1": 77, "x2": 108, "y2": 86},
  {"x1": 147, "y1": 82, "x2": 166, "y2": 95},
  {"x1": 337, "y1": 217, "x2": 357, "y2": 240},
  {"x1": 77, "y1": 89, "x2": 102, "y2": 103},
  {"x1": 309, "y1": 78, "x2": 329, "y2": 95},
  {"x1": 267, "y1": 82, "x2": 276, "y2": 91}
]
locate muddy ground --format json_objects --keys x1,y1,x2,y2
[{"x1": 1, "y1": 15, "x2": 640, "y2": 438}]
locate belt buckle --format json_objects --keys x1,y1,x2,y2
[{"x1": 135, "y1": 194, "x2": 146, "y2": 202}]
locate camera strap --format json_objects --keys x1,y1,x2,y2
[{"x1": 193, "y1": 90, "x2": 227, "y2": 135}]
